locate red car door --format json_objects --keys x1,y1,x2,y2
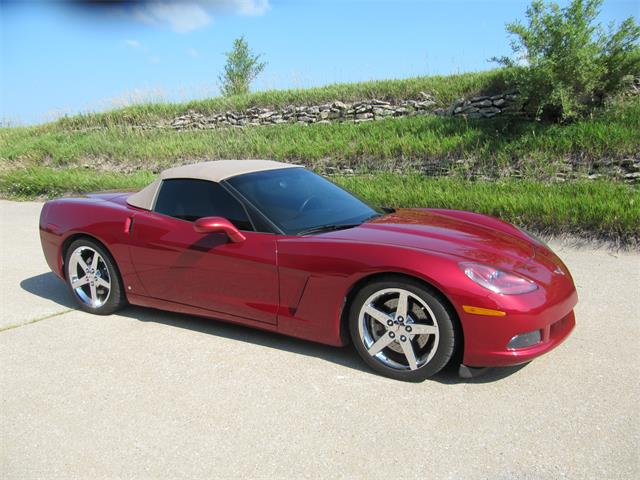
[{"x1": 128, "y1": 210, "x2": 279, "y2": 325}]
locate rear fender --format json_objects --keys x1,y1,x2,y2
[{"x1": 39, "y1": 198, "x2": 142, "y2": 293}]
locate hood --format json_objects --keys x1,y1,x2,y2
[{"x1": 322, "y1": 208, "x2": 536, "y2": 268}]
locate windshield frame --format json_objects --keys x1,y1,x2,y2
[{"x1": 223, "y1": 168, "x2": 382, "y2": 236}]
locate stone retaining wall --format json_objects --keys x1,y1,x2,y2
[
  {"x1": 169, "y1": 91, "x2": 521, "y2": 130},
  {"x1": 442, "y1": 93, "x2": 520, "y2": 118}
]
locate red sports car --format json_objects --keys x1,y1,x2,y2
[{"x1": 39, "y1": 160, "x2": 577, "y2": 381}]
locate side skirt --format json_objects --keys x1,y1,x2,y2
[{"x1": 126, "y1": 293, "x2": 279, "y2": 334}]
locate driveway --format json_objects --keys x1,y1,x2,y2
[{"x1": 1, "y1": 199, "x2": 638, "y2": 479}]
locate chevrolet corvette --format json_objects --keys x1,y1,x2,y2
[{"x1": 39, "y1": 160, "x2": 577, "y2": 381}]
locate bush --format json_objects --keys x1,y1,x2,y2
[
  {"x1": 494, "y1": 0, "x2": 640, "y2": 122},
  {"x1": 218, "y1": 36, "x2": 267, "y2": 97}
]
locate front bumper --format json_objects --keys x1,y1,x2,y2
[{"x1": 459, "y1": 284, "x2": 578, "y2": 368}]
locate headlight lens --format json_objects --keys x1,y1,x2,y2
[{"x1": 461, "y1": 263, "x2": 538, "y2": 295}]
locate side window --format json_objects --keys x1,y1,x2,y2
[{"x1": 154, "y1": 179, "x2": 253, "y2": 231}]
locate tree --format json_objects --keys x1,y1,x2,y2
[
  {"x1": 218, "y1": 36, "x2": 267, "y2": 97},
  {"x1": 493, "y1": 0, "x2": 640, "y2": 122}
]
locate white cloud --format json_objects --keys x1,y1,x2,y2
[
  {"x1": 196, "y1": 0, "x2": 270, "y2": 16},
  {"x1": 134, "y1": 3, "x2": 211, "y2": 34},
  {"x1": 232, "y1": 0, "x2": 270, "y2": 16},
  {"x1": 126, "y1": 39, "x2": 141, "y2": 48},
  {"x1": 132, "y1": 1, "x2": 270, "y2": 34}
]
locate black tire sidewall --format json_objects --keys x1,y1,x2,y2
[
  {"x1": 64, "y1": 238, "x2": 125, "y2": 315},
  {"x1": 349, "y1": 277, "x2": 457, "y2": 382}
]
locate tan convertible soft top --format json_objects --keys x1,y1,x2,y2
[{"x1": 127, "y1": 159, "x2": 300, "y2": 210}]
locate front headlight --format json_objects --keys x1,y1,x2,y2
[{"x1": 460, "y1": 263, "x2": 538, "y2": 295}]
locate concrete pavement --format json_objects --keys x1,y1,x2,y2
[{"x1": 1, "y1": 199, "x2": 639, "y2": 479}]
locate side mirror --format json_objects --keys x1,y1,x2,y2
[{"x1": 193, "y1": 216, "x2": 246, "y2": 243}]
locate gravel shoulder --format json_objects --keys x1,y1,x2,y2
[{"x1": 1, "y1": 200, "x2": 638, "y2": 479}]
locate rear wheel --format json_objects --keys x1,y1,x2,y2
[
  {"x1": 349, "y1": 278, "x2": 457, "y2": 382},
  {"x1": 64, "y1": 238, "x2": 126, "y2": 315}
]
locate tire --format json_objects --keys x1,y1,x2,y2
[
  {"x1": 64, "y1": 238, "x2": 126, "y2": 315},
  {"x1": 349, "y1": 277, "x2": 457, "y2": 382}
]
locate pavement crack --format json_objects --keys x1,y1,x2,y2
[{"x1": 0, "y1": 309, "x2": 75, "y2": 333}]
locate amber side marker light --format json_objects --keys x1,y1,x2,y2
[{"x1": 462, "y1": 305, "x2": 507, "y2": 317}]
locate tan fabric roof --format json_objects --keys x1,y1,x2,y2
[{"x1": 127, "y1": 159, "x2": 300, "y2": 210}]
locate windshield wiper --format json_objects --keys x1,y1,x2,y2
[
  {"x1": 363, "y1": 213, "x2": 383, "y2": 222},
  {"x1": 297, "y1": 223, "x2": 361, "y2": 236},
  {"x1": 297, "y1": 214, "x2": 383, "y2": 236}
]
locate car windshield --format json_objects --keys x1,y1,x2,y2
[{"x1": 227, "y1": 168, "x2": 379, "y2": 235}]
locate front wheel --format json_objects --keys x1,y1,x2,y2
[
  {"x1": 349, "y1": 278, "x2": 457, "y2": 382},
  {"x1": 64, "y1": 238, "x2": 126, "y2": 315}
]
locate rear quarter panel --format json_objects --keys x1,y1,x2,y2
[{"x1": 39, "y1": 197, "x2": 141, "y2": 293}]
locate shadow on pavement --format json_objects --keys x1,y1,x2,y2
[
  {"x1": 20, "y1": 272, "x2": 77, "y2": 309},
  {"x1": 434, "y1": 362, "x2": 529, "y2": 384},
  {"x1": 120, "y1": 304, "x2": 374, "y2": 376},
  {"x1": 21, "y1": 271, "x2": 528, "y2": 384}
]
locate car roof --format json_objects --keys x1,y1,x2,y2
[{"x1": 127, "y1": 159, "x2": 301, "y2": 211}]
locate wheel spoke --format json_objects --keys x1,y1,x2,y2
[
  {"x1": 400, "y1": 338, "x2": 418, "y2": 370},
  {"x1": 364, "y1": 305, "x2": 392, "y2": 327},
  {"x1": 368, "y1": 332, "x2": 394, "y2": 356},
  {"x1": 71, "y1": 276, "x2": 89, "y2": 288},
  {"x1": 96, "y1": 278, "x2": 110, "y2": 289},
  {"x1": 409, "y1": 324, "x2": 438, "y2": 336},
  {"x1": 91, "y1": 253, "x2": 101, "y2": 270},
  {"x1": 89, "y1": 283, "x2": 98, "y2": 305},
  {"x1": 77, "y1": 256, "x2": 89, "y2": 274},
  {"x1": 396, "y1": 291, "x2": 409, "y2": 321}
]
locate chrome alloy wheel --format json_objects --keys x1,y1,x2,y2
[
  {"x1": 357, "y1": 288, "x2": 440, "y2": 371},
  {"x1": 68, "y1": 246, "x2": 111, "y2": 308}
]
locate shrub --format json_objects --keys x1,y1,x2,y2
[
  {"x1": 493, "y1": 0, "x2": 640, "y2": 122},
  {"x1": 218, "y1": 36, "x2": 267, "y2": 97}
]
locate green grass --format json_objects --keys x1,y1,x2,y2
[
  {"x1": 0, "y1": 167, "x2": 154, "y2": 198},
  {"x1": 51, "y1": 70, "x2": 507, "y2": 129},
  {"x1": 2, "y1": 98, "x2": 638, "y2": 178},
  {"x1": 339, "y1": 174, "x2": 640, "y2": 246},
  {"x1": 2, "y1": 167, "x2": 637, "y2": 245}
]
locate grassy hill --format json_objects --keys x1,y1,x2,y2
[
  {"x1": 1, "y1": 69, "x2": 638, "y2": 245},
  {"x1": 2, "y1": 98, "x2": 638, "y2": 175},
  {"x1": 53, "y1": 70, "x2": 508, "y2": 129}
]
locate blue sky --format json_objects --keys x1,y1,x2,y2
[{"x1": 1, "y1": 0, "x2": 637, "y2": 124}]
